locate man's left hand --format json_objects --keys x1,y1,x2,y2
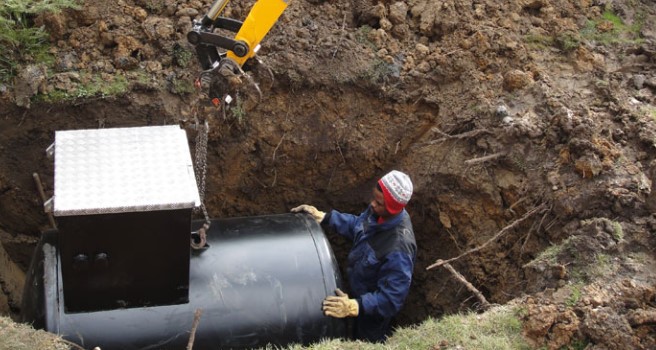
[{"x1": 322, "y1": 288, "x2": 359, "y2": 318}]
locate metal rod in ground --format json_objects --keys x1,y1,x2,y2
[
  {"x1": 32, "y1": 173, "x2": 57, "y2": 229},
  {"x1": 186, "y1": 308, "x2": 203, "y2": 350},
  {"x1": 442, "y1": 261, "x2": 491, "y2": 310}
]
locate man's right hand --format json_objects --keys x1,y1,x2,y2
[{"x1": 291, "y1": 204, "x2": 326, "y2": 223}]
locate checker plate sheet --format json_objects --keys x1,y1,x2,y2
[{"x1": 53, "y1": 126, "x2": 200, "y2": 216}]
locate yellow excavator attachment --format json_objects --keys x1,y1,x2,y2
[{"x1": 226, "y1": 0, "x2": 288, "y2": 66}]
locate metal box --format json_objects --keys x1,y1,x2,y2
[{"x1": 50, "y1": 126, "x2": 200, "y2": 313}]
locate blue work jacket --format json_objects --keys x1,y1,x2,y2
[{"x1": 322, "y1": 206, "x2": 416, "y2": 341}]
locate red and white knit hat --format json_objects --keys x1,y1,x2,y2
[{"x1": 378, "y1": 170, "x2": 413, "y2": 215}]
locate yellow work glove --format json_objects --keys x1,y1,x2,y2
[
  {"x1": 291, "y1": 204, "x2": 326, "y2": 223},
  {"x1": 322, "y1": 288, "x2": 359, "y2": 318}
]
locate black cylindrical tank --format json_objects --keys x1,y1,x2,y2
[{"x1": 21, "y1": 213, "x2": 346, "y2": 349}]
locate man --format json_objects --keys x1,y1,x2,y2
[{"x1": 291, "y1": 170, "x2": 416, "y2": 342}]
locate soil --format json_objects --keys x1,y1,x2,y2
[{"x1": 1, "y1": 0, "x2": 656, "y2": 348}]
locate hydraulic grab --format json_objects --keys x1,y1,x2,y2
[{"x1": 187, "y1": 0, "x2": 288, "y2": 102}]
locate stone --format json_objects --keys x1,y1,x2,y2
[
  {"x1": 389, "y1": 2, "x2": 408, "y2": 25},
  {"x1": 503, "y1": 69, "x2": 534, "y2": 92},
  {"x1": 13, "y1": 65, "x2": 47, "y2": 109}
]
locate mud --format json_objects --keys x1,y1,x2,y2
[{"x1": 1, "y1": 0, "x2": 656, "y2": 348}]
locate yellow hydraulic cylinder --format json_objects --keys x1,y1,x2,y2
[
  {"x1": 226, "y1": 0, "x2": 288, "y2": 66},
  {"x1": 207, "y1": 0, "x2": 230, "y2": 21}
]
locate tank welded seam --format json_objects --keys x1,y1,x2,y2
[{"x1": 301, "y1": 217, "x2": 329, "y2": 296}]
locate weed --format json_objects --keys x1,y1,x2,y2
[
  {"x1": 230, "y1": 98, "x2": 246, "y2": 124},
  {"x1": 144, "y1": 0, "x2": 164, "y2": 14},
  {"x1": 639, "y1": 106, "x2": 656, "y2": 121},
  {"x1": 0, "y1": 0, "x2": 80, "y2": 83},
  {"x1": 36, "y1": 73, "x2": 128, "y2": 102},
  {"x1": 172, "y1": 43, "x2": 194, "y2": 68},
  {"x1": 171, "y1": 77, "x2": 193, "y2": 95},
  {"x1": 588, "y1": 253, "x2": 614, "y2": 279},
  {"x1": 569, "y1": 267, "x2": 586, "y2": 283},
  {"x1": 359, "y1": 58, "x2": 398, "y2": 85},
  {"x1": 570, "y1": 338, "x2": 590, "y2": 350},
  {"x1": 355, "y1": 25, "x2": 374, "y2": 47},
  {"x1": 580, "y1": 9, "x2": 644, "y2": 46},
  {"x1": 566, "y1": 283, "x2": 583, "y2": 307},
  {"x1": 532, "y1": 241, "x2": 565, "y2": 264},
  {"x1": 555, "y1": 32, "x2": 581, "y2": 52},
  {"x1": 514, "y1": 306, "x2": 529, "y2": 319},
  {"x1": 611, "y1": 221, "x2": 623, "y2": 241}
]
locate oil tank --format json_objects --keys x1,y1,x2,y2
[
  {"x1": 21, "y1": 213, "x2": 346, "y2": 349},
  {"x1": 20, "y1": 125, "x2": 346, "y2": 348}
]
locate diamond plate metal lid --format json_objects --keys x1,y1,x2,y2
[{"x1": 53, "y1": 125, "x2": 201, "y2": 216}]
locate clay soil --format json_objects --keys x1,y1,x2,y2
[{"x1": 1, "y1": 0, "x2": 656, "y2": 349}]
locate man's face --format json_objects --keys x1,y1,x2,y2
[{"x1": 370, "y1": 187, "x2": 391, "y2": 218}]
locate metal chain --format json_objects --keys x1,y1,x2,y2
[{"x1": 193, "y1": 108, "x2": 211, "y2": 229}]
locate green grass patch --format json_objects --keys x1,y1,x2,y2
[
  {"x1": 36, "y1": 73, "x2": 129, "y2": 102},
  {"x1": 524, "y1": 31, "x2": 582, "y2": 53},
  {"x1": 611, "y1": 221, "x2": 623, "y2": 241},
  {"x1": 171, "y1": 77, "x2": 193, "y2": 95},
  {"x1": 172, "y1": 43, "x2": 194, "y2": 68},
  {"x1": 285, "y1": 305, "x2": 530, "y2": 350},
  {"x1": 580, "y1": 9, "x2": 644, "y2": 45},
  {"x1": 0, "y1": 0, "x2": 80, "y2": 83},
  {"x1": 566, "y1": 283, "x2": 583, "y2": 307},
  {"x1": 230, "y1": 98, "x2": 246, "y2": 124},
  {"x1": 588, "y1": 253, "x2": 615, "y2": 280},
  {"x1": 2, "y1": 306, "x2": 530, "y2": 350},
  {"x1": 526, "y1": 238, "x2": 572, "y2": 266}
]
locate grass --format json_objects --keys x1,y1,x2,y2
[
  {"x1": 359, "y1": 59, "x2": 398, "y2": 85},
  {"x1": 230, "y1": 98, "x2": 246, "y2": 124},
  {"x1": 525, "y1": 238, "x2": 572, "y2": 266},
  {"x1": 580, "y1": 9, "x2": 644, "y2": 45},
  {"x1": 171, "y1": 77, "x2": 193, "y2": 95},
  {"x1": 588, "y1": 253, "x2": 616, "y2": 280},
  {"x1": 0, "y1": 0, "x2": 80, "y2": 83},
  {"x1": 525, "y1": 8, "x2": 645, "y2": 53},
  {"x1": 286, "y1": 305, "x2": 530, "y2": 350},
  {"x1": 36, "y1": 73, "x2": 129, "y2": 102},
  {"x1": 611, "y1": 221, "x2": 623, "y2": 241},
  {"x1": 565, "y1": 283, "x2": 583, "y2": 307},
  {"x1": 172, "y1": 43, "x2": 194, "y2": 68},
  {"x1": 2, "y1": 306, "x2": 531, "y2": 350},
  {"x1": 0, "y1": 316, "x2": 69, "y2": 350},
  {"x1": 355, "y1": 25, "x2": 375, "y2": 49}
]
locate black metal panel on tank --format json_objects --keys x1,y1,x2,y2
[
  {"x1": 21, "y1": 213, "x2": 346, "y2": 349},
  {"x1": 46, "y1": 126, "x2": 203, "y2": 313},
  {"x1": 57, "y1": 209, "x2": 191, "y2": 312}
]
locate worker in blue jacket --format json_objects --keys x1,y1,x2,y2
[{"x1": 292, "y1": 170, "x2": 416, "y2": 342}]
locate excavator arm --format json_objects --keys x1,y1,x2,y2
[{"x1": 187, "y1": 0, "x2": 288, "y2": 99}]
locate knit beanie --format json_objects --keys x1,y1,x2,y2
[{"x1": 378, "y1": 170, "x2": 413, "y2": 215}]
